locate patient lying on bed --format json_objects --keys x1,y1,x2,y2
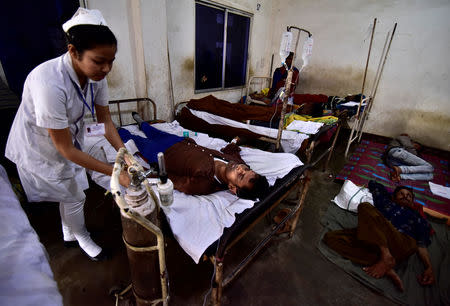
[
  {"x1": 118, "y1": 113, "x2": 269, "y2": 200},
  {"x1": 323, "y1": 181, "x2": 435, "y2": 291}
]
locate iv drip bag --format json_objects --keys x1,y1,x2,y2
[
  {"x1": 300, "y1": 36, "x2": 313, "y2": 72},
  {"x1": 279, "y1": 31, "x2": 293, "y2": 64}
]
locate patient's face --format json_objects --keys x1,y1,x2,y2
[
  {"x1": 394, "y1": 188, "x2": 414, "y2": 208},
  {"x1": 226, "y1": 163, "x2": 257, "y2": 191}
]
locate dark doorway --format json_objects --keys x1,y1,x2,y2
[{"x1": 0, "y1": 0, "x2": 79, "y2": 97}]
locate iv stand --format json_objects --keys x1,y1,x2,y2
[{"x1": 275, "y1": 26, "x2": 312, "y2": 151}]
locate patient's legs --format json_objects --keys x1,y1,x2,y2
[
  {"x1": 388, "y1": 148, "x2": 434, "y2": 180},
  {"x1": 118, "y1": 123, "x2": 183, "y2": 163},
  {"x1": 323, "y1": 203, "x2": 417, "y2": 290}
]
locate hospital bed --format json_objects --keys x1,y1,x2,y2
[
  {"x1": 84, "y1": 99, "x2": 312, "y2": 305},
  {"x1": 0, "y1": 164, "x2": 63, "y2": 306},
  {"x1": 175, "y1": 95, "x2": 345, "y2": 170},
  {"x1": 245, "y1": 76, "x2": 272, "y2": 105}
]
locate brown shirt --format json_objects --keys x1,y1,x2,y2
[{"x1": 164, "y1": 138, "x2": 245, "y2": 195}]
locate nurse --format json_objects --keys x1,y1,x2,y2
[{"x1": 5, "y1": 8, "x2": 129, "y2": 261}]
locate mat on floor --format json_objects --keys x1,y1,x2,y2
[
  {"x1": 336, "y1": 140, "x2": 450, "y2": 217},
  {"x1": 318, "y1": 203, "x2": 450, "y2": 305}
]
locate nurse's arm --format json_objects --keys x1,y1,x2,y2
[
  {"x1": 48, "y1": 128, "x2": 130, "y2": 187},
  {"x1": 95, "y1": 104, "x2": 125, "y2": 151}
]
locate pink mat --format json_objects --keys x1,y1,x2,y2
[{"x1": 336, "y1": 140, "x2": 450, "y2": 217}]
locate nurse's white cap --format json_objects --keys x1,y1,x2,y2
[{"x1": 62, "y1": 8, "x2": 108, "y2": 33}]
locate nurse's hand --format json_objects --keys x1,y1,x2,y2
[{"x1": 119, "y1": 170, "x2": 131, "y2": 188}]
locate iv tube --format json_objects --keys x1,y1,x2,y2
[{"x1": 157, "y1": 152, "x2": 168, "y2": 184}]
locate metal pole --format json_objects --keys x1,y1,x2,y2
[
  {"x1": 356, "y1": 18, "x2": 376, "y2": 120},
  {"x1": 357, "y1": 23, "x2": 397, "y2": 142},
  {"x1": 275, "y1": 26, "x2": 305, "y2": 150},
  {"x1": 345, "y1": 18, "x2": 376, "y2": 158}
]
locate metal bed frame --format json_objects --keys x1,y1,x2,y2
[
  {"x1": 109, "y1": 98, "x2": 313, "y2": 305},
  {"x1": 245, "y1": 76, "x2": 272, "y2": 105},
  {"x1": 109, "y1": 97, "x2": 157, "y2": 126},
  {"x1": 208, "y1": 165, "x2": 311, "y2": 305}
]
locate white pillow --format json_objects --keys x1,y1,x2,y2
[{"x1": 332, "y1": 180, "x2": 373, "y2": 212}]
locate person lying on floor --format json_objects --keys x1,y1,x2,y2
[
  {"x1": 383, "y1": 134, "x2": 434, "y2": 182},
  {"x1": 118, "y1": 113, "x2": 269, "y2": 200},
  {"x1": 323, "y1": 180, "x2": 434, "y2": 291}
]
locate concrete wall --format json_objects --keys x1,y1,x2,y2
[
  {"x1": 166, "y1": 0, "x2": 274, "y2": 104},
  {"x1": 271, "y1": 0, "x2": 450, "y2": 150},
  {"x1": 88, "y1": 0, "x2": 273, "y2": 124},
  {"x1": 87, "y1": 0, "x2": 449, "y2": 150}
]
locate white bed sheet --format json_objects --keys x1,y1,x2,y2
[
  {"x1": 188, "y1": 108, "x2": 309, "y2": 154},
  {"x1": 0, "y1": 165, "x2": 62, "y2": 306},
  {"x1": 84, "y1": 121, "x2": 303, "y2": 263}
]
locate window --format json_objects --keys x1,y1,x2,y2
[{"x1": 195, "y1": 2, "x2": 251, "y2": 92}]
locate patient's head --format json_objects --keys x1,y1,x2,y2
[
  {"x1": 225, "y1": 162, "x2": 269, "y2": 200},
  {"x1": 393, "y1": 186, "x2": 415, "y2": 208},
  {"x1": 285, "y1": 52, "x2": 294, "y2": 68}
]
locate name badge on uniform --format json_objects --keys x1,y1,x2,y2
[{"x1": 85, "y1": 123, "x2": 105, "y2": 137}]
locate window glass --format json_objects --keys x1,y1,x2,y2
[
  {"x1": 195, "y1": 2, "x2": 251, "y2": 92},
  {"x1": 195, "y1": 4, "x2": 224, "y2": 90},
  {"x1": 224, "y1": 13, "x2": 250, "y2": 88}
]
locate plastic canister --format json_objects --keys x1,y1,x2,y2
[{"x1": 157, "y1": 179, "x2": 174, "y2": 206}]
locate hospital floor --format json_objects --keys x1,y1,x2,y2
[{"x1": 23, "y1": 131, "x2": 399, "y2": 306}]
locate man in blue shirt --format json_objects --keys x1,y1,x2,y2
[{"x1": 324, "y1": 181, "x2": 434, "y2": 291}]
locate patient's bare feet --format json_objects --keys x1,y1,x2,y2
[
  {"x1": 386, "y1": 269, "x2": 404, "y2": 291},
  {"x1": 390, "y1": 166, "x2": 401, "y2": 182},
  {"x1": 363, "y1": 250, "x2": 395, "y2": 278}
]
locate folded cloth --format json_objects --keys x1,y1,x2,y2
[{"x1": 286, "y1": 120, "x2": 324, "y2": 134}]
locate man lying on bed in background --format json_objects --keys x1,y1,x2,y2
[
  {"x1": 383, "y1": 134, "x2": 434, "y2": 182},
  {"x1": 323, "y1": 180, "x2": 434, "y2": 291},
  {"x1": 118, "y1": 113, "x2": 269, "y2": 200}
]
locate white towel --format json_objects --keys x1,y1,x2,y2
[{"x1": 286, "y1": 120, "x2": 323, "y2": 135}]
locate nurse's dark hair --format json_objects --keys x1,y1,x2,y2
[
  {"x1": 65, "y1": 24, "x2": 117, "y2": 54},
  {"x1": 236, "y1": 174, "x2": 269, "y2": 201}
]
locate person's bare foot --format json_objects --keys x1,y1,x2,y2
[
  {"x1": 363, "y1": 253, "x2": 395, "y2": 278},
  {"x1": 386, "y1": 269, "x2": 404, "y2": 291},
  {"x1": 390, "y1": 166, "x2": 401, "y2": 182}
]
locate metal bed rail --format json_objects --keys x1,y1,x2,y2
[
  {"x1": 109, "y1": 98, "x2": 157, "y2": 127},
  {"x1": 210, "y1": 166, "x2": 311, "y2": 305},
  {"x1": 245, "y1": 76, "x2": 272, "y2": 106}
]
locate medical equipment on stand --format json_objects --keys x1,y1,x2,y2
[
  {"x1": 275, "y1": 26, "x2": 312, "y2": 150},
  {"x1": 110, "y1": 148, "x2": 169, "y2": 306},
  {"x1": 157, "y1": 152, "x2": 174, "y2": 207}
]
